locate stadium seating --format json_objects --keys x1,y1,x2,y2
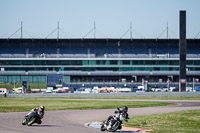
[{"x1": 0, "y1": 40, "x2": 199, "y2": 59}]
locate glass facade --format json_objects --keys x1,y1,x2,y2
[
  {"x1": 1, "y1": 60, "x2": 199, "y2": 66},
  {"x1": 0, "y1": 38, "x2": 200, "y2": 84},
  {"x1": 63, "y1": 76, "x2": 70, "y2": 83},
  {"x1": 1, "y1": 60, "x2": 199, "y2": 72},
  {"x1": 0, "y1": 76, "x2": 46, "y2": 83}
]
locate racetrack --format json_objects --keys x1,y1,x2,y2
[{"x1": 0, "y1": 100, "x2": 200, "y2": 133}]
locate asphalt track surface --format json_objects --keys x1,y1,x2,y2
[{"x1": 0, "y1": 100, "x2": 200, "y2": 133}]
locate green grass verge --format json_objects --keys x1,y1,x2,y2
[
  {"x1": 124, "y1": 110, "x2": 200, "y2": 133},
  {"x1": 94, "y1": 96, "x2": 200, "y2": 100},
  {"x1": 31, "y1": 96, "x2": 200, "y2": 100},
  {"x1": 0, "y1": 97, "x2": 174, "y2": 112}
]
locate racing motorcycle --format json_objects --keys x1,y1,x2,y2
[
  {"x1": 100, "y1": 108, "x2": 129, "y2": 132},
  {"x1": 22, "y1": 110, "x2": 39, "y2": 126}
]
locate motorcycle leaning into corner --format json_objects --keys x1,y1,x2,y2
[
  {"x1": 100, "y1": 106, "x2": 129, "y2": 132},
  {"x1": 22, "y1": 105, "x2": 45, "y2": 126}
]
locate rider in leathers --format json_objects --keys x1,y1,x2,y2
[
  {"x1": 32, "y1": 105, "x2": 45, "y2": 124},
  {"x1": 107, "y1": 106, "x2": 129, "y2": 129},
  {"x1": 26, "y1": 105, "x2": 45, "y2": 124}
]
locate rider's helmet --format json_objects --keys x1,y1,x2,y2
[
  {"x1": 39, "y1": 105, "x2": 45, "y2": 112},
  {"x1": 122, "y1": 106, "x2": 128, "y2": 113}
]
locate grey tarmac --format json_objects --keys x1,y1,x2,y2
[{"x1": 0, "y1": 100, "x2": 200, "y2": 133}]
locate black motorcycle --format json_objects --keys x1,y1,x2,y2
[
  {"x1": 100, "y1": 108, "x2": 129, "y2": 132},
  {"x1": 22, "y1": 110, "x2": 40, "y2": 126}
]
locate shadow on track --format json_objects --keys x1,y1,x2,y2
[
  {"x1": 117, "y1": 131, "x2": 139, "y2": 133},
  {"x1": 30, "y1": 125, "x2": 62, "y2": 127}
]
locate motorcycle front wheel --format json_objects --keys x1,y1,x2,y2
[
  {"x1": 22, "y1": 119, "x2": 26, "y2": 125},
  {"x1": 110, "y1": 120, "x2": 120, "y2": 132},
  {"x1": 100, "y1": 124, "x2": 106, "y2": 131}
]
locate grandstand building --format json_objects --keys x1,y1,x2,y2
[{"x1": 0, "y1": 38, "x2": 200, "y2": 88}]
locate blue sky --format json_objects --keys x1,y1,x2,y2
[{"x1": 0, "y1": 0, "x2": 200, "y2": 38}]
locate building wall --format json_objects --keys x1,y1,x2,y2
[{"x1": 0, "y1": 38, "x2": 200, "y2": 84}]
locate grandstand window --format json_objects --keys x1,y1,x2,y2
[
  {"x1": 157, "y1": 60, "x2": 169, "y2": 65},
  {"x1": 118, "y1": 60, "x2": 122, "y2": 65},
  {"x1": 120, "y1": 67, "x2": 154, "y2": 71},
  {"x1": 14, "y1": 76, "x2": 21, "y2": 82},
  {"x1": 194, "y1": 60, "x2": 200, "y2": 65},
  {"x1": 187, "y1": 67, "x2": 193, "y2": 71},
  {"x1": 33, "y1": 76, "x2": 46, "y2": 83},
  {"x1": 63, "y1": 76, "x2": 70, "y2": 83},
  {"x1": 137, "y1": 67, "x2": 145, "y2": 71},
  {"x1": 82, "y1": 60, "x2": 88, "y2": 65},
  {"x1": 119, "y1": 68, "x2": 131, "y2": 71},
  {"x1": 131, "y1": 68, "x2": 138, "y2": 70},
  {"x1": 154, "y1": 67, "x2": 160, "y2": 71},
  {"x1": 146, "y1": 67, "x2": 154, "y2": 71},
  {"x1": 60, "y1": 60, "x2": 71, "y2": 65},
  {"x1": 172, "y1": 67, "x2": 179, "y2": 71},
  {"x1": 169, "y1": 60, "x2": 179, "y2": 65},
  {"x1": 36, "y1": 68, "x2": 47, "y2": 71},
  {"x1": 0, "y1": 76, "x2": 7, "y2": 83},
  {"x1": 194, "y1": 67, "x2": 200, "y2": 71},
  {"x1": 34, "y1": 60, "x2": 46, "y2": 65},
  {"x1": 0, "y1": 61, "x2": 3, "y2": 65},
  {"x1": 132, "y1": 60, "x2": 144, "y2": 65},
  {"x1": 21, "y1": 76, "x2": 31, "y2": 82},
  {"x1": 89, "y1": 60, "x2": 96, "y2": 65},
  {"x1": 160, "y1": 67, "x2": 169, "y2": 71},
  {"x1": 110, "y1": 60, "x2": 118, "y2": 65},
  {"x1": 122, "y1": 61, "x2": 130, "y2": 65},
  {"x1": 5, "y1": 60, "x2": 22, "y2": 65},
  {"x1": 96, "y1": 60, "x2": 100, "y2": 65},
  {"x1": 96, "y1": 67, "x2": 117, "y2": 71},
  {"x1": 106, "y1": 60, "x2": 110, "y2": 65},
  {"x1": 22, "y1": 60, "x2": 34, "y2": 65},
  {"x1": 96, "y1": 60, "x2": 106, "y2": 65},
  {"x1": 186, "y1": 60, "x2": 194, "y2": 65},
  {"x1": 71, "y1": 60, "x2": 82, "y2": 65},
  {"x1": 145, "y1": 60, "x2": 156, "y2": 65},
  {"x1": 59, "y1": 67, "x2": 64, "y2": 71},
  {"x1": 8, "y1": 76, "x2": 21, "y2": 83},
  {"x1": 81, "y1": 68, "x2": 95, "y2": 71},
  {"x1": 5, "y1": 61, "x2": 10, "y2": 65},
  {"x1": 46, "y1": 61, "x2": 58, "y2": 65},
  {"x1": 64, "y1": 68, "x2": 73, "y2": 70}
]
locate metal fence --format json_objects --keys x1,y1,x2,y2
[{"x1": 6, "y1": 92, "x2": 200, "y2": 98}]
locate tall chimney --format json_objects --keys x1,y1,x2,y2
[{"x1": 179, "y1": 10, "x2": 187, "y2": 92}]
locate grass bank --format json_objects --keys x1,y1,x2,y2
[
  {"x1": 124, "y1": 110, "x2": 200, "y2": 133},
  {"x1": 0, "y1": 97, "x2": 174, "y2": 112}
]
